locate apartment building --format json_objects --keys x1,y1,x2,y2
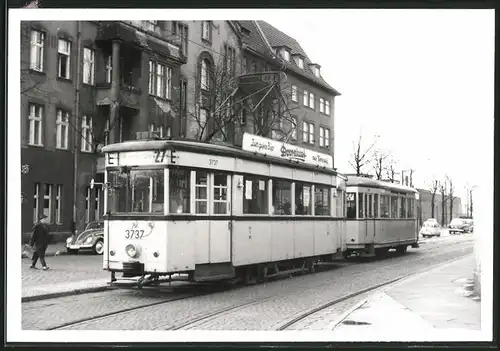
[{"x1": 20, "y1": 20, "x2": 186, "y2": 240}]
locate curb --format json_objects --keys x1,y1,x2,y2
[{"x1": 21, "y1": 285, "x2": 109, "y2": 303}]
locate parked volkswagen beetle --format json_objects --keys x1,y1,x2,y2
[{"x1": 66, "y1": 221, "x2": 104, "y2": 255}]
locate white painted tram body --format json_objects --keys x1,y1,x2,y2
[
  {"x1": 101, "y1": 133, "x2": 346, "y2": 283},
  {"x1": 343, "y1": 176, "x2": 420, "y2": 257}
]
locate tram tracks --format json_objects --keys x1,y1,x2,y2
[{"x1": 44, "y1": 237, "x2": 471, "y2": 331}]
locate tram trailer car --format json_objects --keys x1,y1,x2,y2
[
  {"x1": 101, "y1": 134, "x2": 348, "y2": 285},
  {"x1": 343, "y1": 176, "x2": 420, "y2": 258}
]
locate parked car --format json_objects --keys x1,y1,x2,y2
[
  {"x1": 448, "y1": 218, "x2": 472, "y2": 234},
  {"x1": 463, "y1": 218, "x2": 474, "y2": 232},
  {"x1": 66, "y1": 221, "x2": 104, "y2": 255},
  {"x1": 420, "y1": 221, "x2": 441, "y2": 238}
]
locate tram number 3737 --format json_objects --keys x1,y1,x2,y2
[{"x1": 125, "y1": 230, "x2": 145, "y2": 239}]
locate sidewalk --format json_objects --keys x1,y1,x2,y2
[
  {"x1": 22, "y1": 254, "x2": 109, "y2": 302},
  {"x1": 21, "y1": 243, "x2": 69, "y2": 259},
  {"x1": 331, "y1": 254, "x2": 484, "y2": 341}
]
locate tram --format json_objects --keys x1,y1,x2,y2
[
  {"x1": 101, "y1": 133, "x2": 347, "y2": 285},
  {"x1": 343, "y1": 176, "x2": 420, "y2": 258}
]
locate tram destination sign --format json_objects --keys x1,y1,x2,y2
[
  {"x1": 105, "y1": 149, "x2": 177, "y2": 167},
  {"x1": 242, "y1": 133, "x2": 333, "y2": 169}
]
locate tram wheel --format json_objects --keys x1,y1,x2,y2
[{"x1": 306, "y1": 259, "x2": 316, "y2": 273}]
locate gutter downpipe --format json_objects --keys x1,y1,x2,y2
[{"x1": 73, "y1": 21, "x2": 82, "y2": 234}]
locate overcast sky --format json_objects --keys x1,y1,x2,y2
[{"x1": 267, "y1": 9, "x2": 494, "y2": 203}]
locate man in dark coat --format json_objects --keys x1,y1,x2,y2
[{"x1": 29, "y1": 213, "x2": 50, "y2": 270}]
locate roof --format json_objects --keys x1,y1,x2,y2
[
  {"x1": 345, "y1": 175, "x2": 418, "y2": 194},
  {"x1": 101, "y1": 138, "x2": 338, "y2": 176},
  {"x1": 237, "y1": 21, "x2": 272, "y2": 57},
  {"x1": 256, "y1": 21, "x2": 341, "y2": 96}
]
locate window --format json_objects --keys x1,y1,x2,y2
[
  {"x1": 297, "y1": 57, "x2": 304, "y2": 69},
  {"x1": 175, "y1": 22, "x2": 189, "y2": 56},
  {"x1": 336, "y1": 189, "x2": 344, "y2": 217},
  {"x1": 391, "y1": 195, "x2": 399, "y2": 218},
  {"x1": 380, "y1": 195, "x2": 390, "y2": 218},
  {"x1": 251, "y1": 61, "x2": 257, "y2": 73},
  {"x1": 145, "y1": 20, "x2": 158, "y2": 32},
  {"x1": 213, "y1": 173, "x2": 229, "y2": 215},
  {"x1": 57, "y1": 39, "x2": 71, "y2": 79},
  {"x1": 408, "y1": 198, "x2": 414, "y2": 218},
  {"x1": 30, "y1": 29, "x2": 44, "y2": 71},
  {"x1": 320, "y1": 98, "x2": 325, "y2": 113},
  {"x1": 325, "y1": 101, "x2": 330, "y2": 115},
  {"x1": 55, "y1": 185, "x2": 62, "y2": 224},
  {"x1": 367, "y1": 194, "x2": 373, "y2": 218},
  {"x1": 201, "y1": 59, "x2": 209, "y2": 91},
  {"x1": 202, "y1": 21, "x2": 211, "y2": 41},
  {"x1": 194, "y1": 170, "x2": 208, "y2": 214},
  {"x1": 346, "y1": 193, "x2": 357, "y2": 219},
  {"x1": 309, "y1": 92, "x2": 315, "y2": 109},
  {"x1": 166, "y1": 126, "x2": 172, "y2": 138},
  {"x1": 358, "y1": 193, "x2": 364, "y2": 218},
  {"x1": 149, "y1": 61, "x2": 172, "y2": 99},
  {"x1": 151, "y1": 171, "x2": 165, "y2": 213},
  {"x1": 168, "y1": 167, "x2": 190, "y2": 214},
  {"x1": 28, "y1": 103, "x2": 43, "y2": 146},
  {"x1": 291, "y1": 117, "x2": 297, "y2": 140},
  {"x1": 400, "y1": 197, "x2": 407, "y2": 219},
  {"x1": 282, "y1": 50, "x2": 290, "y2": 62},
  {"x1": 291, "y1": 85, "x2": 297, "y2": 102},
  {"x1": 83, "y1": 48, "x2": 95, "y2": 85},
  {"x1": 314, "y1": 66, "x2": 320, "y2": 77},
  {"x1": 33, "y1": 183, "x2": 40, "y2": 223},
  {"x1": 105, "y1": 55, "x2": 112, "y2": 83},
  {"x1": 374, "y1": 194, "x2": 379, "y2": 218},
  {"x1": 85, "y1": 186, "x2": 91, "y2": 223},
  {"x1": 315, "y1": 185, "x2": 330, "y2": 216},
  {"x1": 302, "y1": 121, "x2": 308, "y2": 142},
  {"x1": 319, "y1": 127, "x2": 330, "y2": 148},
  {"x1": 295, "y1": 182, "x2": 312, "y2": 215},
  {"x1": 308, "y1": 123, "x2": 314, "y2": 144},
  {"x1": 198, "y1": 108, "x2": 208, "y2": 136},
  {"x1": 303, "y1": 90, "x2": 308, "y2": 106},
  {"x1": 272, "y1": 180, "x2": 292, "y2": 215},
  {"x1": 56, "y1": 109, "x2": 69, "y2": 149},
  {"x1": 81, "y1": 115, "x2": 93, "y2": 152},
  {"x1": 243, "y1": 175, "x2": 268, "y2": 214},
  {"x1": 43, "y1": 184, "x2": 52, "y2": 222},
  {"x1": 224, "y1": 44, "x2": 236, "y2": 75}
]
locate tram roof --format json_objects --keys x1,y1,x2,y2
[
  {"x1": 345, "y1": 175, "x2": 418, "y2": 194},
  {"x1": 101, "y1": 139, "x2": 338, "y2": 176}
]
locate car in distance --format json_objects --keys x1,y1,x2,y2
[
  {"x1": 66, "y1": 221, "x2": 104, "y2": 255},
  {"x1": 448, "y1": 218, "x2": 472, "y2": 234},
  {"x1": 420, "y1": 221, "x2": 441, "y2": 238}
]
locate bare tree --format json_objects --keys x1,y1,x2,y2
[
  {"x1": 349, "y1": 134, "x2": 378, "y2": 176},
  {"x1": 372, "y1": 149, "x2": 391, "y2": 180},
  {"x1": 176, "y1": 54, "x2": 300, "y2": 144},
  {"x1": 439, "y1": 180, "x2": 447, "y2": 226},
  {"x1": 429, "y1": 179, "x2": 439, "y2": 218},
  {"x1": 446, "y1": 175, "x2": 455, "y2": 222}
]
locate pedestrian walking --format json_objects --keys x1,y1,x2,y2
[{"x1": 29, "y1": 213, "x2": 50, "y2": 270}]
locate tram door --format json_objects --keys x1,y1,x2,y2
[
  {"x1": 209, "y1": 172, "x2": 232, "y2": 263},
  {"x1": 365, "y1": 193, "x2": 376, "y2": 243}
]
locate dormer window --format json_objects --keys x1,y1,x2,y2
[
  {"x1": 298, "y1": 57, "x2": 304, "y2": 69},
  {"x1": 309, "y1": 63, "x2": 321, "y2": 78},
  {"x1": 314, "y1": 66, "x2": 320, "y2": 77},
  {"x1": 282, "y1": 50, "x2": 290, "y2": 62}
]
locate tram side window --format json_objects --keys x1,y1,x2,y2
[
  {"x1": 374, "y1": 194, "x2": 379, "y2": 218},
  {"x1": 390, "y1": 196, "x2": 399, "y2": 218},
  {"x1": 408, "y1": 198, "x2": 414, "y2": 218},
  {"x1": 243, "y1": 175, "x2": 268, "y2": 214},
  {"x1": 295, "y1": 182, "x2": 312, "y2": 215},
  {"x1": 380, "y1": 195, "x2": 390, "y2": 218},
  {"x1": 213, "y1": 173, "x2": 229, "y2": 215},
  {"x1": 367, "y1": 194, "x2": 373, "y2": 218},
  {"x1": 358, "y1": 193, "x2": 364, "y2": 219},
  {"x1": 400, "y1": 197, "x2": 407, "y2": 219},
  {"x1": 272, "y1": 179, "x2": 292, "y2": 215},
  {"x1": 151, "y1": 170, "x2": 165, "y2": 213},
  {"x1": 335, "y1": 188, "x2": 343, "y2": 217},
  {"x1": 169, "y1": 167, "x2": 191, "y2": 214},
  {"x1": 106, "y1": 170, "x2": 127, "y2": 213},
  {"x1": 195, "y1": 171, "x2": 208, "y2": 214},
  {"x1": 346, "y1": 193, "x2": 356, "y2": 219},
  {"x1": 314, "y1": 185, "x2": 330, "y2": 216}
]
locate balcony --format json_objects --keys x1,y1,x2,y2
[{"x1": 95, "y1": 83, "x2": 141, "y2": 109}]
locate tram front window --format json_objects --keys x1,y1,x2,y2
[{"x1": 107, "y1": 168, "x2": 164, "y2": 214}]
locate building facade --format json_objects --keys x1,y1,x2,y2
[
  {"x1": 21, "y1": 20, "x2": 186, "y2": 240},
  {"x1": 20, "y1": 20, "x2": 339, "y2": 242},
  {"x1": 417, "y1": 188, "x2": 463, "y2": 226}
]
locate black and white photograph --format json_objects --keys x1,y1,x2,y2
[{"x1": 6, "y1": 3, "x2": 495, "y2": 344}]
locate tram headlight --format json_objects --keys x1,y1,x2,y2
[{"x1": 125, "y1": 244, "x2": 140, "y2": 258}]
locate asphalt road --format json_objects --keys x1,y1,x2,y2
[{"x1": 22, "y1": 233, "x2": 474, "y2": 331}]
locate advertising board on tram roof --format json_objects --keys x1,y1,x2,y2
[{"x1": 241, "y1": 133, "x2": 333, "y2": 169}]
